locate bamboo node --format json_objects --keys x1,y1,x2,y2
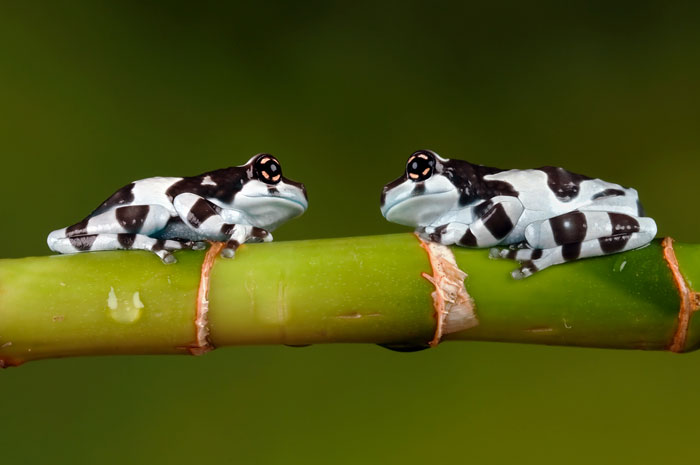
[
  {"x1": 190, "y1": 242, "x2": 225, "y2": 355},
  {"x1": 416, "y1": 234, "x2": 478, "y2": 347},
  {"x1": 663, "y1": 237, "x2": 700, "y2": 353}
]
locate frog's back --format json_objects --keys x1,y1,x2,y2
[
  {"x1": 89, "y1": 176, "x2": 183, "y2": 217},
  {"x1": 485, "y1": 166, "x2": 640, "y2": 216}
]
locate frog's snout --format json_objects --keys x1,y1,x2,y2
[{"x1": 282, "y1": 177, "x2": 307, "y2": 202}]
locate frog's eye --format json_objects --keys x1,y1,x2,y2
[
  {"x1": 406, "y1": 151, "x2": 436, "y2": 182},
  {"x1": 253, "y1": 154, "x2": 283, "y2": 185}
]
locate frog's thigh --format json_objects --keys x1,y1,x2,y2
[
  {"x1": 56, "y1": 205, "x2": 172, "y2": 238},
  {"x1": 524, "y1": 211, "x2": 657, "y2": 250}
]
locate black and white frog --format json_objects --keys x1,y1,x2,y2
[
  {"x1": 48, "y1": 153, "x2": 308, "y2": 263},
  {"x1": 380, "y1": 149, "x2": 657, "y2": 279}
]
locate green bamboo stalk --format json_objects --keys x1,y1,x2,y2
[{"x1": 0, "y1": 234, "x2": 697, "y2": 366}]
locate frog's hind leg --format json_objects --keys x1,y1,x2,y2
[
  {"x1": 47, "y1": 205, "x2": 197, "y2": 262},
  {"x1": 47, "y1": 233, "x2": 198, "y2": 263},
  {"x1": 52, "y1": 204, "x2": 174, "y2": 239},
  {"x1": 493, "y1": 210, "x2": 657, "y2": 279}
]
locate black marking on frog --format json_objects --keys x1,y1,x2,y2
[
  {"x1": 381, "y1": 175, "x2": 406, "y2": 207},
  {"x1": 592, "y1": 188, "x2": 625, "y2": 200},
  {"x1": 538, "y1": 166, "x2": 591, "y2": 202},
  {"x1": 69, "y1": 234, "x2": 97, "y2": 251},
  {"x1": 609, "y1": 212, "x2": 640, "y2": 234},
  {"x1": 599, "y1": 234, "x2": 631, "y2": 253},
  {"x1": 166, "y1": 167, "x2": 247, "y2": 204},
  {"x1": 187, "y1": 198, "x2": 221, "y2": 228},
  {"x1": 117, "y1": 233, "x2": 136, "y2": 248},
  {"x1": 562, "y1": 243, "x2": 582, "y2": 261},
  {"x1": 445, "y1": 159, "x2": 518, "y2": 206},
  {"x1": 66, "y1": 218, "x2": 90, "y2": 237},
  {"x1": 550, "y1": 211, "x2": 588, "y2": 245},
  {"x1": 91, "y1": 182, "x2": 136, "y2": 216},
  {"x1": 483, "y1": 203, "x2": 514, "y2": 240},
  {"x1": 460, "y1": 229, "x2": 478, "y2": 246},
  {"x1": 116, "y1": 205, "x2": 150, "y2": 233},
  {"x1": 412, "y1": 182, "x2": 426, "y2": 196}
]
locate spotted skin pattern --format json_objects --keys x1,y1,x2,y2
[
  {"x1": 381, "y1": 150, "x2": 657, "y2": 279},
  {"x1": 48, "y1": 154, "x2": 308, "y2": 263}
]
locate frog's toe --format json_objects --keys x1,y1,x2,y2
[
  {"x1": 159, "y1": 252, "x2": 177, "y2": 264},
  {"x1": 192, "y1": 241, "x2": 207, "y2": 250},
  {"x1": 489, "y1": 247, "x2": 506, "y2": 259},
  {"x1": 511, "y1": 261, "x2": 537, "y2": 280},
  {"x1": 511, "y1": 268, "x2": 526, "y2": 280},
  {"x1": 416, "y1": 231, "x2": 431, "y2": 242},
  {"x1": 220, "y1": 248, "x2": 235, "y2": 259}
]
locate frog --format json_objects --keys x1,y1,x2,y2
[
  {"x1": 380, "y1": 149, "x2": 657, "y2": 279},
  {"x1": 47, "y1": 153, "x2": 308, "y2": 263}
]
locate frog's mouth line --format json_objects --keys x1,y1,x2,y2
[
  {"x1": 242, "y1": 194, "x2": 308, "y2": 210},
  {"x1": 382, "y1": 190, "x2": 453, "y2": 217}
]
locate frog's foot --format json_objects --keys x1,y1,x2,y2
[
  {"x1": 219, "y1": 225, "x2": 272, "y2": 258},
  {"x1": 191, "y1": 241, "x2": 207, "y2": 250},
  {"x1": 506, "y1": 234, "x2": 655, "y2": 280},
  {"x1": 508, "y1": 211, "x2": 659, "y2": 279},
  {"x1": 220, "y1": 240, "x2": 239, "y2": 258},
  {"x1": 489, "y1": 245, "x2": 539, "y2": 261},
  {"x1": 488, "y1": 246, "x2": 545, "y2": 279},
  {"x1": 248, "y1": 227, "x2": 273, "y2": 243}
]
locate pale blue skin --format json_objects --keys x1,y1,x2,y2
[
  {"x1": 381, "y1": 150, "x2": 657, "y2": 278},
  {"x1": 47, "y1": 154, "x2": 308, "y2": 262}
]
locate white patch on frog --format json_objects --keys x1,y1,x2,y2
[{"x1": 201, "y1": 175, "x2": 217, "y2": 186}]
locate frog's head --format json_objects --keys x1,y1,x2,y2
[
  {"x1": 380, "y1": 150, "x2": 460, "y2": 227},
  {"x1": 236, "y1": 153, "x2": 308, "y2": 231}
]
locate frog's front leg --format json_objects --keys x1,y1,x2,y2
[
  {"x1": 173, "y1": 193, "x2": 271, "y2": 258},
  {"x1": 424, "y1": 196, "x2": 524, "y2": 247}
]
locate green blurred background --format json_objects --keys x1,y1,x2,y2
[{"x1": 1, "y1": 2, "x2": 699, "y2": 463}]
